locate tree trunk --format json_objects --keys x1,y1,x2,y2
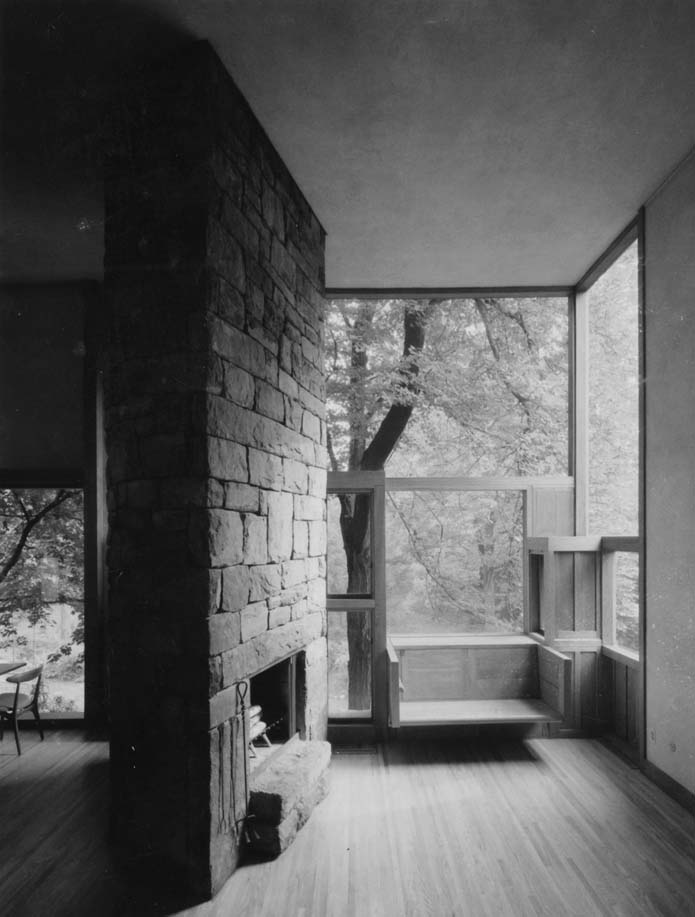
[{"x1": 339, "y1": 492, "x2": 372, "y2": 709}]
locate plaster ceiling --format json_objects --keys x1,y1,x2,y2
[{"x1": 2, "y1": 0, "x2": 695, "y2": 287}]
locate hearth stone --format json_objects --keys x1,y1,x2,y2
[{"x1": 247, "y1": 738, "x2": 331, "y2": 857}]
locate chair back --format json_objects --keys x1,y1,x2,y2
[{"x1": 7, "y1": 665, "x2": 43, "y2": 702}]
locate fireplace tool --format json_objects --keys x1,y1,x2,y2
[{"x1": 233, "y1": 681, "x2": 252, "y2": 839}]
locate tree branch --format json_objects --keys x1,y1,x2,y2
[
  {"x1": 387, "y1": 493, "x2": 497, "y2": 626},
  {"x1": 0, "y1": 490, "x2": 77, "y2": 587},
  {"x1": 474, "y1": 298, "x2": 531, "y2": 422}
]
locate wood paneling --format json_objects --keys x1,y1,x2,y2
[
  {"x1": 528, "y1": 484, "x2": 574, "y2": 536},
  {"x1": 538, "y1": 645, "x2": 571, "y2": 716},
  {"x1": 614, "y1": 660, "x2": 628, "y2": 738},
  {"x1": 400, "y1": 646, "x2": 538, "y2": 702},
  {"x1": 573, "y1": 552, "x2": 599, "y2": 631}
]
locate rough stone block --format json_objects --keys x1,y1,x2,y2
[
  {"x1": 202, "y1": 395, "x2": 256, "y2": 445},
  {"x1": 241, "y1": 600, "x2": 269, "y2": 641},
  {"x1": 302, "y1": 337, "x2": 320, "y2": 368},
  {"x1": 247, "y1": 769, "x2": 329, "y2": 858},
  {"x1": 224, "y1": 365, "x2": 255, "y2": 407},
  {"x1": 249, "y1": 448, "x2": 283, "y2": 489},
  {"x1": 221, "y1": 565, "x2": 251, "y2": 612},
  {"x1": 209, "y1": 611, "x2": 242, "y2": 655},
  {"x1": 270, "y1": 237, "x2": 296, "y2": 291},
  {"x1": 291, "y1": 598, "x2": 308, "y2": 620},
  {"x1": 247, "y1": 739, "x2": 331, "y2": 857},
  {"x1": 308, "y1": 520, "x2": 326, "y2": 557},
  {"x1": 256, "y1": 380, "x2": 285, "y2": 422},
  {"x1": 208, "y1": 437, "x2": 248, "y2": 482},
  {"x1": 209, "y1": 655, "x2": 223, "y2": 696},
  {"x1": 283, "y1": 458, "x2": 307, "y2": 493},
  {"x1": 209, "y1": 684, "x2": 238, "y2": 728},
  {"x1": 208, "y1": 221, "x2": 246, "y2": 292},
  {"x1": 188, "y1": 508, "x2": 244, "y2": 566},
  {"x1": 209, "y1": 319, "x2": 265, "y2": 378},
  {"x1": 307, "y1": 465, "x2": 326, "y2": 498},
  {"x1": 211, "y1": 271, "x2": 245, "y2": 327},
  {"x1": 278, "y1": 368, "x2": 299, "y2": 400},
  {"x1": 243, "y1": 514, "x2": 268, "y2": 564},
  {"x1": 294, "y1": 494, "x2": 325, "y2": 522},
  {"x1": 249, "y1": 738, "x2": 330, "y2": 824},
  {"x1": 293, "y1": 520, "x2": 309, "y2": 558},
  {"x1": 248, "y1": 563, "x2": 282, "y2": 602},
  {"x1": 269, "y1": 604, "x2": 292, "y2": 628},
  {"x1": 282, "y1": 558, "x2": 307, "y2": 588},
  {"x1": 224, "y1": 482, "x2": 260, "y2": 512},
  {"x1": 301, "y1": 410, "x2": 321, "y2": 441},
  {"x1": 266, "y1": 491, "x2": 294, "y2": 561},
  {"x1": 306, "y1": 577, "x2": 325, "y2": 612},
  {"x1": 268, "y1": 586, "x2": 304, "y2": 609},
  {"x1": 284, "y1": 397, "x2": 303, "y2": 432},
  {"x1": 261, "y1": 184, "x2": 285, "y2": 239}
]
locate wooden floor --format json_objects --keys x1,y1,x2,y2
[{"x1": 1, "y1": 731, "x2": 695, "y2": 916}]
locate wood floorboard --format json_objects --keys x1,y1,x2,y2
[{"x1": 1, "y1": 732, "x2": 695, "y2": 916}]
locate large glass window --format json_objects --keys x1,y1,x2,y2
[
  {"x1": 615, "y1": 551, "x2": 639, "y2": 653},
  {"x1": 327, "y1": 609, "x2": 372, "y2": 719},
  {"x1": 0, "y1": 488, "x2": 84, "y2": 714},
  {"x1": 386, "y1": 490, "x2": 524, "y2": 634},
  {"x1": 326, "y1": 296, "x2": 569, "y2": 477},
  {"x1": 327, "y1": 487, "x2": 375, "y2": 719},
  {"x1": 588, "y1": 241, "x2": 639, "y2": 534},
  {"x1": 327, "y1": 492, "x2": 372, "y2": 597},
  {"x1": 586, "y1": 239, "x2": 640, "y2": 656}
]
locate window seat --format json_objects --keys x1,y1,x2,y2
[{"x1": 388, "y1": 634, "x2": 571, "y2": 730}]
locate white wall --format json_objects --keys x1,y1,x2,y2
[{"x1": 644, "y1": 152, "x2": 695, "y2": 795}]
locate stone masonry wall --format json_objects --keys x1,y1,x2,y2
[{"x1": 104, "y1": 41, "x2": 326, "y2": 900}]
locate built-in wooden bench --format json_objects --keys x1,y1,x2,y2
[{"x1": 387, "y1": 634, "x2": 571, "y2": 729}]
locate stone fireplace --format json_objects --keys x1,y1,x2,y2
[{"x1": 104, "y1": 40, "x2": 328, "y2": 900}]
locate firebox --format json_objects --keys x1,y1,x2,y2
[{"x1": 247, "y1": 651, "x2": 305, "y2": 762}]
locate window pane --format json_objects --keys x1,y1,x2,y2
[
  {"x1": 328, "y1": 610, "x2": 372, "y2": 718},
  {"x1": 326, "y1": 297, "x2": 568, "y2": 476},
  {"x1": 615, "y1": 552, "x2": 639, "y2": 653},
  {"x1": 0, "y1": 488, "x2": 84, "y2": 714},
  {"x1": 386, "y1": 490, "x2": 524, "y2": 634},
  {"x1": 327, "y1": 493, "x2": 372, "y2": 596},
  {"x1": 588, "y1": 241, "x2": 639, "y2": 534}
]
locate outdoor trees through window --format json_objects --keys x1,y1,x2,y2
[
  {"x1": 386, "y1": 489, "x2": 524, "y2": 634},
  {"x1": 0, "y1": 488, "x2": 84, "y2": 713},
  {"x1": 326, "y1": 297, "x2": 568, "y2": 477},
  {"x1": 587, "y1": 239, "x2": 640, "y2": 652},
  {"x1": 326, "y1": 296, "x2": 569, "y2": 711}
]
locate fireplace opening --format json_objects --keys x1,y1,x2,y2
[{"x1": 247, "y1": 651, "x2": 305, "y2": 769}]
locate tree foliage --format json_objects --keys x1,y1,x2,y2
[
  {"x1": 0, "y1": 489, "x2": 84, "y2": 664},
  {"x1": 588, "y1": 242, "x2": 639, "y2": 536},
  {"x1": 326, "y1": 297, "x2": 568, "y2": 477},
  {"x1": 326, "y1": 296, "x2": 569, "y2": 707}
]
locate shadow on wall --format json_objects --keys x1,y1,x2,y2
[{"x1": 0, "y1": 0, "x2": 191, "y2": 281}]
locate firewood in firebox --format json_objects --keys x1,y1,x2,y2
[{"x1": 250, "y1": 719, "x2": 268, "y2": 742}]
